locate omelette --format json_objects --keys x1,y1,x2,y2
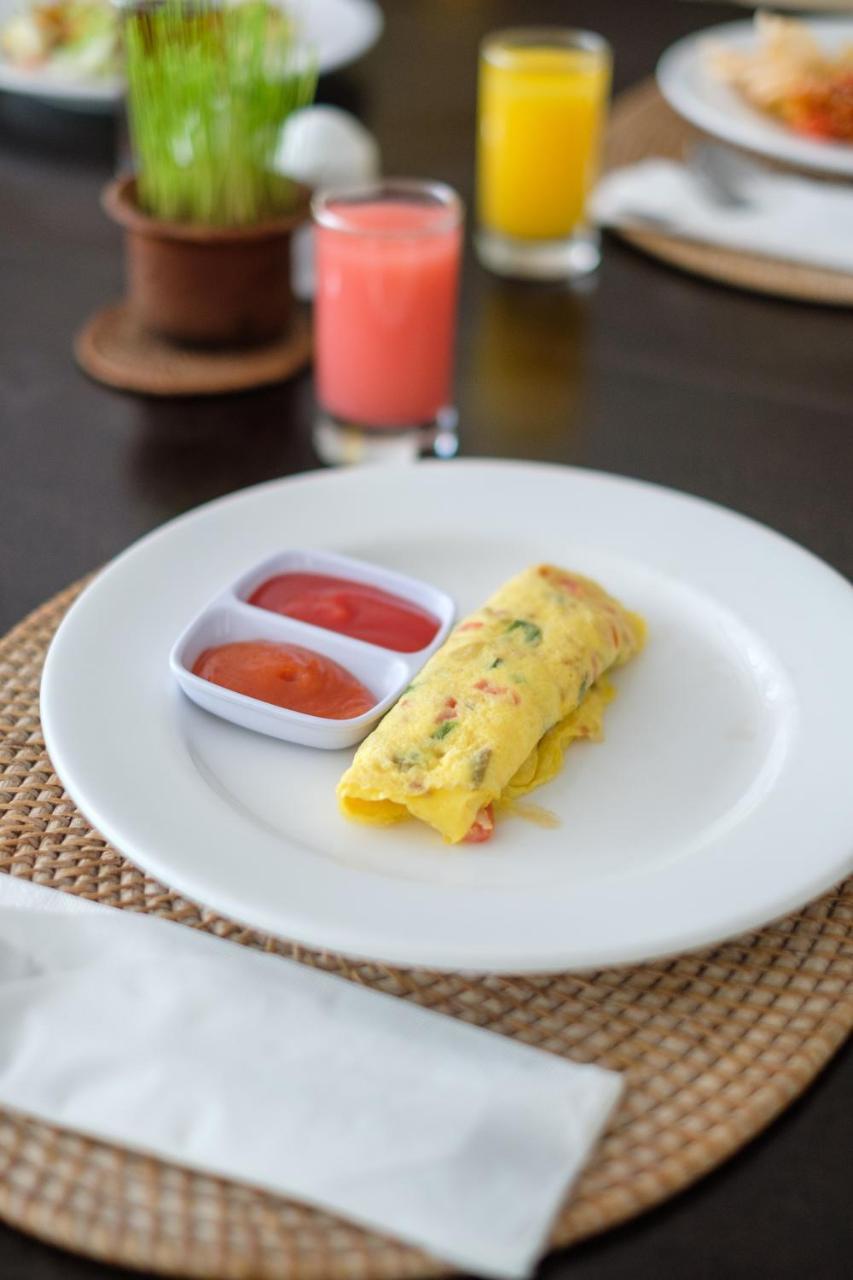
[{"x1": 337, "y1": 565, "x2": 645, "y2": 844}]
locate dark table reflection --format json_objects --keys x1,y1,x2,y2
[
  {"x1": 463, "y1": 277, "x2": 589, "y2": 460},
  {"x1": 125, "y1": 378, "x2": 320, "y2": 519}
]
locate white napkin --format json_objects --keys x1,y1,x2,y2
[
  {"x1": 594, "y1": 158, "x2": 853, "y2": 275},
  {"x1": 0, "y1": 876, "x2": 621, "y2": 1279}
]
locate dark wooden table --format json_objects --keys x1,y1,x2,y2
[{"x1": 1, "y1": 1, "x2": 851, "y2": 1276}]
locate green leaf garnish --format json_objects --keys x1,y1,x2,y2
[
  {"x1": 392, "y1": 749, "x2": 422, "y2": 771},
  {"x1": 470, "y1": 747, "x2": 492, "y2": 786},
  {"x1": 431, "y1": 721, "x2": 458, "y2": 741},
  {"x1": 506, "y1": 619, "x2": 542, "y2": 645}
]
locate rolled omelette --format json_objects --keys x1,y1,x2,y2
[{"x1": 337, "y1": 564, "x2": 645, "y2": 843}]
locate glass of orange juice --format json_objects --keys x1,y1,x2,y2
[{"x1": 477, "y1": 27, "x2": 611, "y2": 280}]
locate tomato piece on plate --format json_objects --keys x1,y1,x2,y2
[{"x1": 464, "y1": 804, "x2": 495, "y2": 844}]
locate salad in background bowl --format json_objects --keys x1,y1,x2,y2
[
  {"x1": 1, "y1": 0, "x2": 120, "y2": 80},
  {"x1": 0, "y1": 0, "x2": 295, "y2": 83},
  {"x1": 0, "y1": 0, "x2": 383, "y2": 110}
]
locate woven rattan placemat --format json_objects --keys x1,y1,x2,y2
[
  {"x1": 75, "y1": 304, "x2": 312, "y2": 397},
  {"x1": 604, "y1": 80, "x2": 853, "y2": 306},
  {"x1": 1, "y1": 580, "x2": 852, "y2": 1278}
]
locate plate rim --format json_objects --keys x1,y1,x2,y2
[{"x1": 40, "y1": 459, "x2": 853, "y2": 973}]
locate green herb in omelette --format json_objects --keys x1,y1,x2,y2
[
  {"x1": 506, "y1": 619, "x2": 542, "y2": 645},
  {"x1": 470, "y1": 747, "x2": 492, "y2": 786},
  {"x1": 392, "y1": 749, "x2": 423, "y2": 771}
]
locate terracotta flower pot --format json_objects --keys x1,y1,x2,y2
[{"x1": 102, "y1": 175, "x2": 311, "y2": 348}]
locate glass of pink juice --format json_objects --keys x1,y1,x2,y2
[{"x1": 312, "y1": 180, "x2": 463, "y2": 459}]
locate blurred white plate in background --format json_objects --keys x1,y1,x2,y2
[
  {"x1": 0, "y1": 0, "x2": 383, "y2": 113},
  {"x1": 657, "y1": 18, "x2": 853, "y2": 177},
  {"x1": 290, "y1": 0, "x2": 382, "y2": 77}
]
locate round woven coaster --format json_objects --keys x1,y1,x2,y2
[
  {"x1": 1, "y1": 580, "x2": 851, "y2": 1278},
  {"x1": 604, "y1": 80, "x2": 853, "y2": 307},
  {"x1": 75, "y1": 303, "x2": 312, "y2": 396}
]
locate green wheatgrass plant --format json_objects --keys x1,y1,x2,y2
[{"x1": 125, "y1": 0, "x2": 316, "y2": 226}]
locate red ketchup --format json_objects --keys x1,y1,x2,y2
[
  {"x1": 249, "y1": 573, "x2": 440, "y2": 653},
  {"x1": 192, "y1": 641, "x2": 375, "y2": 720}
]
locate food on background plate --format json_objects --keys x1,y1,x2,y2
[
  {"x1": 0, "y1": 0, "x2": 296, "y2": 83},
  {"x1": 0, "y1": 0, "x2": 120, "y2": 78},
  {"x1": 192, "y1": 640, "x2": 376, "y2": 720},
  {"x1": 709, "y1": 13, "x2": 853, "y2": 143},
  {"x1": 338, "y1": 564, "x2": 645, "y2": 844},
  {"x1": 249, "y1": 572, "x2": 440, "y2": 653}
]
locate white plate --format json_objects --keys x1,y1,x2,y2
[
  {"x1": 657, "y1": 18, "x2": 853, "y2": 177},
  {"x1": 41, "y1": 461, "x2": 853, "y2": 973},
  {"x1": 0, "y1": 0, "x2": 383, "y2": 113}
]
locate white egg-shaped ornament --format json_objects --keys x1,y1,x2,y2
[{"x1": 278, "y1": 106, "x2": 382, "y2": 300}]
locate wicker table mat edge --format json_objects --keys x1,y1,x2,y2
[{"x1": 1, "y1": 577, "x2": 852, "y2": 1279}]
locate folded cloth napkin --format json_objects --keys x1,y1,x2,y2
[
  {"x1": 593, "y1": 158, "x2": 853, "y2": 275},
  {"x1": 0, "y1": 876, "x2": 621, "y2": 1279}
]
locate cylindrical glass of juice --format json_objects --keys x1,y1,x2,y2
[
  {"x1": 476, "y1": 27, "x2": 611, "y2": 280},
  {"x1": 312, "y1": 180, "x2": 464, "y2": 462}
]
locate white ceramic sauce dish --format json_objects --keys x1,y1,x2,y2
[{"x1": 170, "y1": 549, "x2": 455, "y2": 749}]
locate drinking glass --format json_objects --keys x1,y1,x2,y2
[
  {"x1": 476, "y1": 27, "x2": 611, "y2": 280},
  {"x1": 312, "y1": 180, "x2": 464, "y2": 463}
]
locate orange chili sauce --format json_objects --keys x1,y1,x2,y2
[{"x1": 192, "y1": 641, "x2": 375, "y2": 720}]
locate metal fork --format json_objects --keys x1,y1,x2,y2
[
  {"x1": 609, "y1": 142, "x2": 767, "y2": 233},
  {"x1": 686, "y1": 142, "x2": 765, "y2": 210}
]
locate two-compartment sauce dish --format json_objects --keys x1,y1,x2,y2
[{"x1": 170, "y1": 550, "x2": 456, "y2": 749}]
